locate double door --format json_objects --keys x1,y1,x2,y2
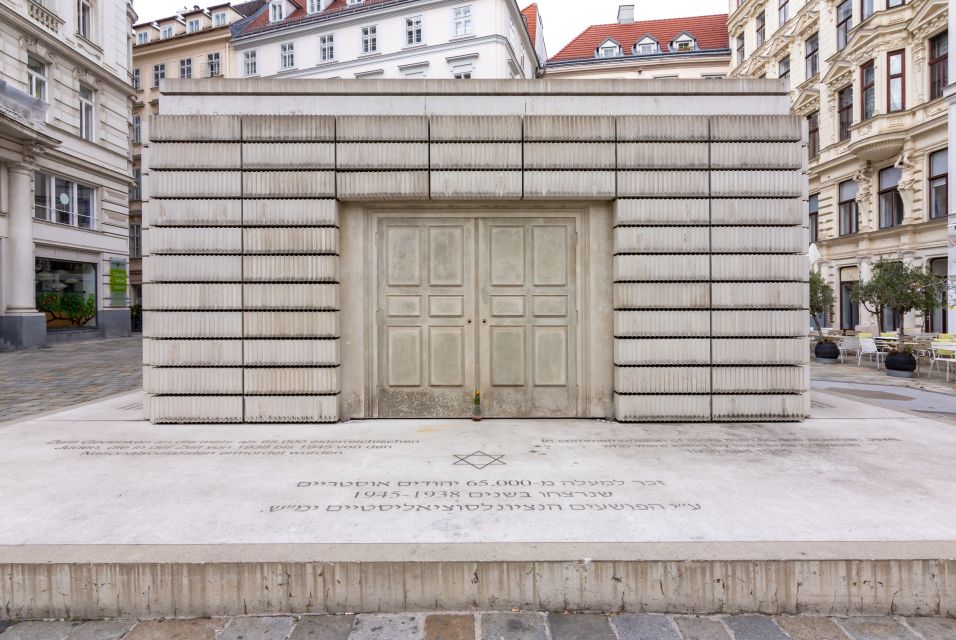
[{"x1": 376, "y1": 216, "x2": 577, "y2": 418}]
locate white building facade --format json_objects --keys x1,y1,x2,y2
[
  {"x1": 0, "y1": 0, "x2": 135, "y2": 347},
  {"x1": 730, "y1": 0, "x2": 949, "y2": 334},
  {"x1": 231, "y1": 0, "x2": 540, "y2": 80}
]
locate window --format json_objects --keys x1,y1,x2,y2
[
  {"x1": 509, "y1": 19, "x2": 516, "y2": 47},
  {"x1": 33, "y1": 172, "x2": 95, "y2": 228},
  {"x1": 597, "y1": 42, "x2": 621, "y2": 58},
  {"x1": 878, "y1": 166, "x2": 904, "y2": 228},
  {"x1": 861, "y1": 0, "x2": 873, "y2": 20},
  {"x1": 453, "y1": 70, "x2": 472, "y2": 79},
  {"x1": 808, "y1": 111, "x2": 819, "y2": 159},
  {"x1": 214, "y1": 12, "x2": 227, "y2": 26},
  {"x1": 132, "y1": 68, "x2": 140, "y2": 90},
  {"x1": 270, "y1": 1, "x2": 283, "y2": 22},
  {"x1": 308, "y1": 0, "x2": 320, "y2": 13},
  {"x1": 206, "y1": 52, "x2": 221, "y2": 77},
  {"x1": 840, "y1": 270, "x2": 860, "y2": 330},
  {"x1": 836, "y1": 0, "x2": 852, "y2": 50},
  {"x1": 319, "y1": 34, "x2": 335, "y2": 61},
  {"x1": 887, "y1": 0, "x2": 903, "y2": 6},
  {"x1": 347, "y1": 0, "x2": 362, "y2": 4},
  {"x1": 755, "y1": 11, "x2": 765, "y2": 47},
  {"x1": 35, "y1": 258, "x2": 97, "y2": 329},
  {"x1": 136, "y1": 31, "x2": 148, "y2": 44},
  {"x1": 805, "y1": 32, "x2": 819, "y2": 77},
  {"x1": 930, "y1": 149, "x2": 948, "y2": 219},
  {"x1": 179, "y1": 57, "x2": 192, "y2": 79},
  {"x1": 188, "y1": 18, "x2": 201, "y2": 32},
  {"x1": 161, "y1": 26, "x2": 173, "y2": 39},
  {"x1": 280, "y1": 42, "x2": 295, "y2": 69},
  {"x1": 129, "y1": 223, "x2": 142, "y2": 258},
  {"x1": 153, "y1": 63, "x2": 165, "y2": 87},
  {"x1": 736, "y1": 33, "x2": 745, "y2": 64},
  {"x1": 675, "y1": 38, "x2": 694, "y2": 52},
  {"x1": 861, "y1": 60, "x2": 875, "y2": 120},
  {"x1": 808, "y1": 194, "x2": 819, "y2": 243},
  {"x1": 839, "y1": 180, "x2": 859, "y2": 235},
  {"x1": 887, "y1": 50, "x2": 904, "y2": 112},
  {"x1": 243, "y1": 50, "x2": 257, "y2": 76},
  {"x1": 132, "y1": 115, "x2": 141, "y2": 143},
  {"x1": 702, "y1": 74, "x2": 726, "y2": 79},
  {"x1": 928, "y1": 257, "x2": 948, "y2": 332},
  {"x1": 131, "y1": 168, "x2": 142, "y2": 201},
  {"x1": 77, "y1": 0, "x2": 92, "y2": 39},
  {"x1": 636, "y1": 40, "x2": 658, "y2": 55},
  {"x1": 362, "y1": 26, "x2": 377, "y2": 53},
  {"x1": 880, "y1": 305, "x2": 901, "y2": 332},
  {"x1": 453, "y1": 5, "x2": 472, "y2": 37},
  {"x1": 779, "y1": 0, "x2": 789, "y2": 25},
  {"x1": 79, "y1": 85, "x2": 94, "y2": 141},
  {"x1": 778, "y1": 56, "x2": 790, "y2": 80},
  {"x1": 27, "y1": 54, "x2": 47, "y2": 101},
  {"x1": 930, "y1": 32, "x2": 948, "y2": 100},
  {"x1": 405, "y1": 16, "x2": 423, "y2": 46},
  {"x1": 838, "y1": 85, "x2": 853, "y2": 141}
]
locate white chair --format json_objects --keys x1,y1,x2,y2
[
  {"x1": 839, "y1": 336, "x2": 860, "y2": 363},
  {"x1": 928, "y1": 342, "x2": 956, "y2": 382},
  {"x1": 857, "y1": 338, "x2": 887, "y2": 369}
]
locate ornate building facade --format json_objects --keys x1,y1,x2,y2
[{"x1": 730, "y1": 0, "x2": 949, "y2": 333}]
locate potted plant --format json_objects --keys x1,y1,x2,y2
[
  {"x1": 852, "y1": 259, "x2": 947, "y2": 378},
  {"x1": 809, "y1": 270, "x2": 839, "y2": 362}
]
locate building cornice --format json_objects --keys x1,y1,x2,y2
[{"x1": 545, "y1": 49, "x2": 732, "y2": 69}]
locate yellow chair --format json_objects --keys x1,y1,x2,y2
[
  {"x1": 939, "y1": 333, "x2": 954, "y2": 341},
  {"x1": 858, "y1": 332, "x2": 873, "y2": 338}
]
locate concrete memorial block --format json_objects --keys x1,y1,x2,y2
[
  {"x1": 614, "y1": 227, "x2": 710, "y2": 254},
  {"x1": 242, "y1": 284, "x2": 339, "y2": 310},
  {"x1": 243, "y1": 311, "x2": 339, "y2": 338},
  {"x1": 242, "y1": 172, "x2": 335, "y2": 198},
  {"x1": 711, "y1": 282, "x2": 809, "y2": 309},
  {"x1": 243, "y1": 368, "x2": 340, "y2": 395},
  {"x1": 711, "y1": 199, "x2": 804, "y2": 226},
  {"x1": 242, "y1": 256, "x2": 338, "y2": 282},
  {"x1": 613, "y1": 283, "x2": 711, "y2": 309},
  {"x1": 711, "y1": 170, "x2": 803, "y2": 197},
  {"x1": 615, "y1": 366, "x2": 711, "y2": 394},
  {"x1": 429, "y1": 115, "x2": 523, "y2": 141},
  {"x1": 523, "y1": 115, "x2": 615, "y2": 141},
  {"x1": 712, "y1": 310, "x2": 808, "y2": 337},
  {"x1": 243, "y1": 339, "x2": 339, "y2": 366},
  {"x1": 144, "y1": 367, "x2": 243, "y2": 395},
  {"x1": 614, "y1": 199, "x2": 710, "y2": 226},
  {"x1": 711, "y1": 255, "x2": 807, "y2": 281},
  {"x1": 710, "y1": 227, "x2": 807, "y2": 254},
  {"x1": 145, "y1": 255, "x2": 242, "y2": 283},
  {"x1": 148, "y1": 199, "x2": 242, "y2": 226},
  {"x1": 429, "y1": 171, "x2": 522, "y2": 199},
  {"x1": 150, "y1": 143, "x2": 242, "y2": 169},
  {"x1": 617, "y1": 142, "x2": 710, "y2": 169},
  {"x1": 144, "y1": 311, "x2": 243, "y2": 338},
  {"x1": 242, "y1": 228, "x2": 339, "y2": 254},
  {"x1": 616, "y1": 394, "x2": 712, "y2": 422},
  {"x1": 149, "y1": 395, "x2": 244, "y2": 423},
  {"x1": 244, "y1": 395, "x2": 338, "y2": 422},
  {"x1": 242, "y1": 200, "x2": 338, "y2": 227},
  {"x1": 712, "y1": 366, "x2": 808, "y2": 393},
  {"x1": 614, "y1": 338, "x2": 711, "y2": 365},
  {"x1": 712, "y1": 394, "x2": 809, "y2": 421},
  {"x1": 150, "y1": 171, "x2": 241, "y2": 198},
  {"x1": 524, "y1": 142, "x2": 615, "y2": 169},
  {"x1": 143, "y1": 283, "x2": 243, "y2": 310},
  {"x1": 712, "y1": 338, "x2": 809, "y2": 365},
  {"x1": 614, "y1": 255, "x2": 710, "y2": 281},
  {"x1": 147, "y1": 227, "x2": 242, "y2": 255},
  {"x1": 615, "y1": 311, "x2": 711, "y2": 337},
  {"x1": 709, "y1": 114, "x2": 802, "y2": 141},
  {"x1": 429, "y1": 143, "x2": 522, "y2": 169},
  {"x1": 143, "y1": 339, "x2": 244, "y2": 367},
  {"x1": 618, "y1": 171, "x2": 709, "y2": 197},
  {"x1": 241, "y1": 143, "x2": 335, "y2": 169},
  {"x1": 711, "y1": 142, "x2": 803, "y2": 169},
  {"x1": 150, "y1": 114, "x2": 240, "y2": 141},
  {"x1": 335, "y1": 115, "x2": 428, "y2": 141},
  {"x1": 524, "y1": 171, "x2": 615, "y2": 199},
  {"x1": 336, "y1": 143, "x2": 429, "y2": 169},
  {"x1": 336, "y1": 171, "x2": 429, "y2": 200},
  {"x1": 617, "y1": 115, "x2": 710, "y2": 141},
  {"x1": 241, "y1": 115, "x2": 335, "y2": 141}
]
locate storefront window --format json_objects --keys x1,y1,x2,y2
[
  {"x1": 34, "y1": 172, "x2": 96, "y2": 229},
  {"x1": 34, "y1": 258, "x2": 97, "y2": 329}
]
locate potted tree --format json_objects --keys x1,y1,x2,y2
[
  {"x1": 809, "y1": 270, "x2": 838, "y2": 362},
  {"x1": 852, "y1": 259, "x2": 947, "y2": 378}
]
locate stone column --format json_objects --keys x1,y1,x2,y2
[
  {"x1": 947, "y1": 5, "x2": 956, "y2": 332},
  {"x1": 0, "y1": 162, "x2": 45, "y2": 347},
  {"x1": 859, "y1": 258, "x2": 876, "y2": 332}
]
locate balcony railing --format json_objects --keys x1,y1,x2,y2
[{"x1": 27, "y1": 0, "x2": 64, "y2": 34}]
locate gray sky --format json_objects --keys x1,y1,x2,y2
[{"x1": 133, "y1": 0, "x2": 729, "y2": 56}]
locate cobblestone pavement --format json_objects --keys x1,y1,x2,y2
[
  {"x1": 0, "y1": 614, "x2": 954, "y2": 640},
  {"x1": 0, "y1": 336, "x2": 142, "y2": 424}
]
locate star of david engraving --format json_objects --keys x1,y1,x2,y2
[{"x1": 453, "y1": 451, "x2": 506, "y2": 470}]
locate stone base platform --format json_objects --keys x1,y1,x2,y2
[{"x1": 1, "y1": 390, "x2": 955, "y2": 620}]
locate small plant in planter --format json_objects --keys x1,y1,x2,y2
[
  {"x1": 852, "y1": 259, "x2": 947, "y2": 378},
  {"x1": 809, "y1": 270, "x2": 839, "y2": 362}
]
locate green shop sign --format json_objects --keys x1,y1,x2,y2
[{"x1": 109, "y1": 258, "x2": 127, "y2": 307}]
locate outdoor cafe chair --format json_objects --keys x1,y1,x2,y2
[
  {"x1": 838, "y1": 336, "x2": 860, "y2": 363},
  {"x1": 928, "y1": 342, "x2": 956, "y2": 382},
  {"x1": 857, "y1": 338, "x2": 886, "y2": 369}
]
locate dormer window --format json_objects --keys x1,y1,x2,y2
[
  {"x1": 187, "y1": 18, "x2": 200, "y2": 32},
  {"x1": 270, "y1": 1, "x2": 283, "y2": 22},
  {"x1": 308, "y1": 0, "x2": 320, "y2": 13},
  {"x1": 347, "y1": 0, "x2": 363, "y2": 5},
  {"x1": 635, "y1": 36, "x2": 658, "y2": 55},
  {"x1": 596, "y1": 38, "x2": 621, "y2": 58},
  {"x1": 135, "y1": 31, "x2": 149, "y2": 44},
  {"x1": 160, "y1": 26, "x2": 173, "y2": 39},
  {"x1": 671, "y1": 32, "x2": 697, "y2": 52}
]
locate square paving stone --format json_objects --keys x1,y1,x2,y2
[
  {"x1": 903, "y1": 617, "x2": 956, "y2": 640},
  {"x1": 773, "y1": 616, "x2": 849, "y2": 640},
  {"x1": 724, "y1": 615, "x2": 790, "y2": 640},
  {"x1": 0, "y1": 622, "x2": 80, "y2": 640},
  {"x1": 217, "y1": 617, "x2": 295, "y2": 640},
  {"x1": 836, "y1": 618, "x2": 919, "y2": 640},
  {"x1": 66, "y1": 620, "x2": 136, "y2": 640},
  {"x1": 290, "y1": 615, "x2": 355, "y2": 640},
  {"x1": 423, "y1": 615, "x2": 475, "y2": 640},
  {"x1": 349, "y1": 614, "x2": 422, "y2": 640},
  {"x1": 479, "y1": 613, "x2": 547, "y2": 640},
  {"x1": 610, "y1": 614, "x2": 681, "y2": 640},
  {"x1": 549, "y1": 614, "x2": 615, "y2": 640},
  {"x1": 672, "y1": 617, "x2": 731, "y2": 640},
  {"x1": 124, "y1": 619, "x2": 225, "y2": 640}
]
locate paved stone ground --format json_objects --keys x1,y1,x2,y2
[
  {"x1": 0, "y1": 336, "x2": 142, "y2": 424},
  {"x1": 0, "y1": 614, "x2": 954, "y2": 639}
]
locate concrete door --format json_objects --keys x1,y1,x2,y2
[
  {"x1": 376, "y1": 216, "x2": 576, "y2": 418},
  {"x1": 478, "y1": 218, "x2": 577, "y2": 417}
]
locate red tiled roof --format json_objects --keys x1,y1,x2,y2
[
  {"x1": 522, "y1": 3, "x2": 538, "y2": 45},
  {"x1": 549, "y1": 13, "x2": 728, "y2": 62},
  {"x1": 240, "y1": 0, "x2": 396, "y2": 35}
]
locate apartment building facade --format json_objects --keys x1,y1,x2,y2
[
  {"x1": 0, "y1": 0, "x2": 135, "y2": 348},
  {"x1": 229, "y1": 0, "x2": 541, "y2": 80},
  {"x1": 545, "y1": 6, "x2": 730, "y2": 80},
  {"x1": 730, "y1": 0, "x2": 949, "y2": 333}
]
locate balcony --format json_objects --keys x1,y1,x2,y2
[
  {"x1": 27, "y1": 0, "x2": 64, "y2": 35},
  {"x1": 0, "y1": 79, "x2": 48, "y2": 127}
]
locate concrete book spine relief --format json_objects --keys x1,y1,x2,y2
[{"x1": 143, "y1": 80, "x2": 809, "y2": 424}]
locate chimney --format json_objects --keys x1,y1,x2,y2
[{"x1": 617, "y1": 5, "x2": 634, "y2": 24}]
